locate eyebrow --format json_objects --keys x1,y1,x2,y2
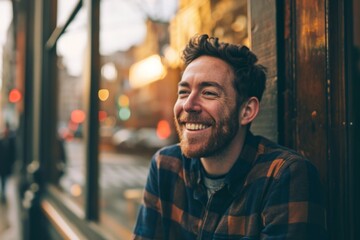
[{"x1": 178, "y1": 81, "x2": 225, "y2": 92}]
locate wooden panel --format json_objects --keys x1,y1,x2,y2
[
  {"x1": 283, "y1": 0, "x2": 359, "y2": 239},
  {"x1": 327, "y1": 1, "x2": 357, "y2": 239},
  {"x1": 281, "y1": 0, "x2": 296, "y2": 148},
  {"x1": 327, "y1": 0, "x2": 348, "y2": 238},
  {"x1": 294, "y1": 0, "x2": 327, "y2": 182},
  {"x1": 352, "y1": 1, "x2": 360, "y2": 237}
]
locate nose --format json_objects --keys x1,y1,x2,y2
[{"x1": 183, "y1": 94, "x2": 201, "y2": 113}]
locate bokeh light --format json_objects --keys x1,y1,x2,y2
[
  {"x1": 8, "y1": 89, "x2": 22, "y2": 103},
  {"x1": 118, "y1": 94, "x2": 129, "y2": 107},
  {"x1": 99, "y1": 110, "x2": 107, "y2": 122},
  {"x1": 71, "y1": 109, "x2": 86, "y2": 123},
  {"x1": 118, "y1": 107, "x2": 131, "y2": 121},
  {"x1": 98, "y1": 89, "x2": 110, "y2": 101},
  {"x1": 157, "y1": 120, "x2": 171, "y2": 139}
]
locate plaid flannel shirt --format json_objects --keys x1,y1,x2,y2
[{"x1": 133, "y1": 132, "x2": 327, "y2": 240}]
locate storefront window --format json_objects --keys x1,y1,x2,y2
[{"x1": 96, "y1": 1, "x2": 178, "y2": 236}]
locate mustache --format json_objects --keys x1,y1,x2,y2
[{"x1": 175, "y1": 113, "x2": 214, "y2": 125}]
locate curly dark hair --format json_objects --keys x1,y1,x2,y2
[{"x1": 182, "y1": 34, "x2": 267, "y2": 104}]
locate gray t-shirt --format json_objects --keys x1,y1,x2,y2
[{"x1": 203, "y1": 175, "x2": 226, "y2": 198}]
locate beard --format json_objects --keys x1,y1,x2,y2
[{"x1": 174, "y1": 108, "x2": 240, "y2": 158}]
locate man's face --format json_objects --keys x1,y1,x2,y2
[{"x1": 174, "y1": 56, "x2": 241, "y2": 158}]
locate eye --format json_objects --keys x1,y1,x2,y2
[
  {"x1": 178, "y1": 89, "x2": 190, "y2": 98},
  {"x1": 202, "y1": 90, "x2": 219, "y2": 98},
  {"x1": 204, "y1": 91, "x2": 216, "y2": 96}
]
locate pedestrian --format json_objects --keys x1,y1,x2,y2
[
  {"x1": 0, "y1": 122, "x2": 16, "y2": 203},
  {"x1": 54, "y1": 135, "x2": 67, "y2": 184},
  {"x1": 133, "y1": 34, "x2": 327, "y2": 239}
]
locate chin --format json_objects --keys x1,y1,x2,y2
[
  {"x1": 182, "y1": 151, "x2": 203, "y2": 159},
  {"x1": 180, "y1": 142, "x2": 208, "y2": 158}
]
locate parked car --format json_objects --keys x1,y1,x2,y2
[{"x1": 112, "y1": 128, "x2": 175, "y2": 152}]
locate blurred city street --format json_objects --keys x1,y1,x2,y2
[
  {"x1": 61, "y1": 140, "x2": 150, "y2": 190},
  {"x1": 60, "y1": 140, "x2": 151, "y2": 230},
  {"x1": 0, "y1": 177, "x2": 21, "y2": 240},
  {"x1": 0, "y1": 140, "x2": 152, "y2": 240}
]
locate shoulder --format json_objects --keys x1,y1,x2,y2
[
  {"x1": 150, "y1": 144, "x2": 185, "y2": 172},
  {"x1": 253, "y1": 135, "x2": 319, "y2": 180},
  {"x1": 156, "y1": 144, "x2": 182, "y2": 157}
]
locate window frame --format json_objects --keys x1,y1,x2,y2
[{"x1": 39, "y1": 0, "x2": 104, "y2": 238}]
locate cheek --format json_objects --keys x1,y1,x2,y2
[
  {"x1": 173, "y1": 100, "x2": 182, "y2": 116},
  {"x1": 210, "y1": 103, "x2": 228, "y2": 117},
  {"x1": 214, "y1": 104, "x2": 236, "y2": 123}
]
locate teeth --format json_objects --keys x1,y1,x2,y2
[{"x1": 185, "y1": 123, "x2": 207, "y2": 130}]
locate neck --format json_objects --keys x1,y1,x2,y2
[{"x1": 200, "y1": 129, "x2": 247, "y2": 177}]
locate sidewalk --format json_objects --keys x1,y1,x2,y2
[{"x1": 0, "y1": 176, "x2": 21, "y2": 240}]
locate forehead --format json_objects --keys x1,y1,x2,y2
[{"x1": 180, "y1": 56, "x2": 235, "y2": 86}]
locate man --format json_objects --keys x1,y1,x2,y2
[{"x1": 133, "y1": 34, "x2": 327, "y2": 239}]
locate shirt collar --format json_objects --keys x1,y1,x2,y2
[
  {"x1": 225, "y1": 131, "x2": 260, "y2": 194},
  {"x1": 188, "y1": 131, "x2": 260, "y2": 195}
]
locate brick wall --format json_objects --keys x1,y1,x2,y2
[{"x1": 249, "y1": 0, "x2": 278, "y2": 142}]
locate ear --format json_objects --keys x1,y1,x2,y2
[{"x1": 239, "y1": 97, "x2": 260, "y2": 126}]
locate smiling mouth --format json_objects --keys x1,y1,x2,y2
[{"x1": 185, "y1": 123, "x2": 210, "y2": 131}]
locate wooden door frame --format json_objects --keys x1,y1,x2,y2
[{"x1": 280, "y1": 0, "x2": 358, "y2": 239}]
